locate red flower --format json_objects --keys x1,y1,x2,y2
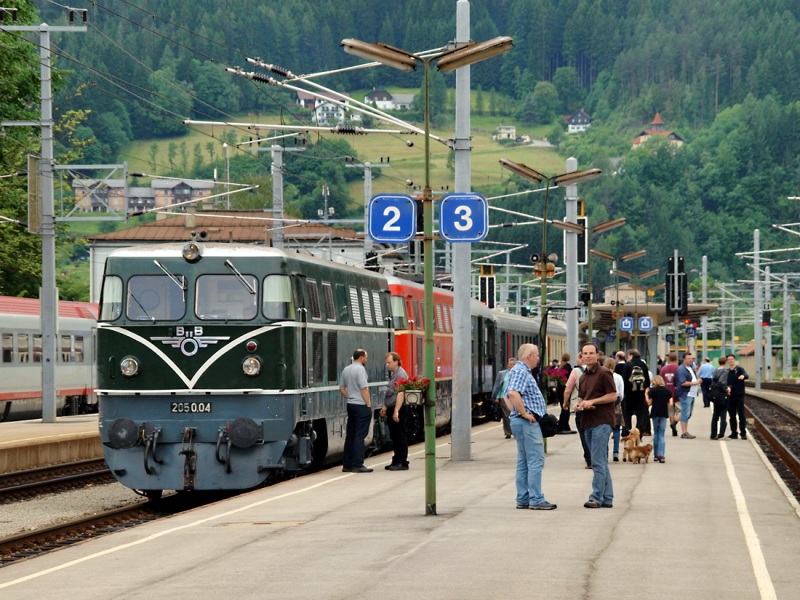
[{"x1": 394, "y1": 376, "x2": 430, "y2": 392}]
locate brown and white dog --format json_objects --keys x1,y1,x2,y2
[
  {"x1": 629, "y1": 444, "x2": 654, "y2": 464},
  {"x1": 621, "y1": 428, "x2": 641, "y2": 462}
]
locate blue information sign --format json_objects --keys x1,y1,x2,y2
[
  {"x1": 619, "y1": 316, "x2": 634, "y2": 332},
  {"x1": 439, "y1": 193, "x2": 489, "y2": 242},
  {"x1": 686, "y1": 326, "x2": 697, "y2": 338},
  {"x1": 368, "y1": 194, "x2": 416, "y2": 243},
  {"x1": 638, "y1": 316, "x2": 653, "y2": 332},
  {"x1": 666, "y1": 334, "x2": 675, "y2": 343}
]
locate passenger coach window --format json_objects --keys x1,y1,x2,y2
[
  {"x1": 61, "y1": 335, "x2": 71, "y2": 362},
  {"x1": 33, "y1": 335, "x2": 42, "y2": 363},
  {"x1": 99, "y1": 276, "x2": 122, "y2": 321},
  {"x1": 75, "y1": 337, "x2": 85, "y2": 363},
  {"x1": 197, "y1": 274, "x2": 257, "y2": 320},
  {"x1": 263, "y1": 275, "x2": 294, "y2": 321},
  {"x1": 17, "y1": 333, "x2": 29, "y2": 363},
  {"x1": 127, "y1": 275, "x2": 186, "y2": 321},
  {"x1": 2, "y1": 333, "x2": 12, "y2": 363}
]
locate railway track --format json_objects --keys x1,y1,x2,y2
[
  {"x1": 745, "y1": 390, "x2": 800, "y2": 500},
  {"x1": 0, "y1": 459, "x2": 114, "y2": 504},
  {"x1": 0, "y1": 489, "x2": 240, "y2": 567}
]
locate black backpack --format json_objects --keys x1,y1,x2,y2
[{"x1": 629, "y1": 364, "x2": 646, "y2": 392}]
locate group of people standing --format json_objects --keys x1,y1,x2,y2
[{"x1": 339, "y1": 342, "x2": 749, "y2": 514}]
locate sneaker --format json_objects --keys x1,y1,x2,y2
[
  {"x1": 613, "y1": 454, "x2": 619, "y2": 462},
  {"x1": 530, "y1": 502, "x2": 557, "y2": 510},
  {"x1": 386, "y1": 464, "x2": 405, "y2": 471},
  {"x1": 351, "y1": 466, "x2": 373, "y2": 473},
  {"x1": 741, "y1": 434, "x2": 747, "y2": 440},
  {"x1": 584, "y1": 500, "x2": 602, "y2": 509},
  {"x1": 516, "y1": 504, "x2": 530, "y2": 509},
  {"x1": 505, "y1": 434, "x2": 512, "y2": 439},
  {"x1": 658, "y1": 457, "x2": 666, "y2": 463},
  {"x1": 728, "y1": 434, "x2": 738, "y2": 440},
  {"x1": 601, "y1": 503, "x2": 613, "y2": 508},
  {"x1": 681, "y1": 433, "x2": 696, "y2": 439}
]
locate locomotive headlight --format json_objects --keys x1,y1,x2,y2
[
  {"x1": 242, "y1": 356, "x2": 262, "y2": 377},
  {"x1": 182, "y1": 241, "x2": 202, "y2": 262},
  {"x1": 120, "y1": 356, "x2": 140, "y2": 377}
]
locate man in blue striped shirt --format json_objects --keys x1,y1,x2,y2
[{"x1": 506, "y1": 343, "x2": 557, "y2": 511}]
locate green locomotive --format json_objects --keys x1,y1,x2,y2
[{"x1": 97, "y1": 242, "x2": 391, "y2": 495}]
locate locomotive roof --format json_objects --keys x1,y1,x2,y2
[
  {"x1": 107, "y1": 243, "x2": 387, "y2": 281},
  {"x1": 0, "y1": 296, "x2": 98, "y2": 319}
]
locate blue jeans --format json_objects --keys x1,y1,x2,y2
[
  {"x1": 510, "y1": 417, "x2": 546, "y2": 506},
  {"x1": 584, "y1": 424, "x2": 613, "y2": 505},
  {"x1": 679, "y1": 396, "x2": 695, "y2": 422},
  {"x1": 652, "y1": 417, "x2": 667, "y2": 457},
  {"x1": 343, "y1": 403, "x2": 373, "y2": 468}
]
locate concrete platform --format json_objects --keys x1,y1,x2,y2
[
  {"x1": 1, "y1": 403, "x2": 798, "y2": 599},
  {"x1": 0, "y1": 415, "x2": 101, "y2": 474}
]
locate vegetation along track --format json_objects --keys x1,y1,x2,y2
[
  {"x1": 0, "y1": 459, "x2": 115, "y2": 504},
  {"x1": 745, "y1": 392, "x2": 800, "y2": 501}
]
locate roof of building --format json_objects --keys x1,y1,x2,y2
[
  {"x1": 650, "y1": 112, "x2": 665, "y2": 126},
  {"x1": 72, "y1": 178, "x2": 126, "y2": 188},
  {"x1": 0, "y1": 296, "x2": 97, "y2": 319},
  {"x1": 87, "y1": 211, "x2": 363, "y2": 244},
  {"x1": 151, "y1": 179, "x2": 215, "y2": 189}
]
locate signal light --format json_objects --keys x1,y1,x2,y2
[{"x1": 762, "y1": 310, "x2": 771, "y2": 327}]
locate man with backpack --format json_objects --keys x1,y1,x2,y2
[{"x1": 622, "y1": 349, "x2": 651, "y2": 436}]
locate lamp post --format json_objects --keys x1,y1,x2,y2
[
  {"x1": 585, "y1": 218, "x2": 627, "y2": 336},
  {"x1": 342, "y1": 35, "x2": 512, "y2": 516},
  {"x1": 498, "y1": 159, "x2": 600, "y2": 366}
]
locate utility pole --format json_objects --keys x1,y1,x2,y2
[
  {"x1": 765, "y1": 265, "x2": 772, "y2": 380},
  {"x1": 345, "y1": 158, "x2": 390, "y2": 254},
  {"x1": 754, "y1": 229, "x2": 762, "y2": 391},
  {"x1": 269, "y1": 144, "x2": 306, "y2": 249},
  {"x1": 451, "y1": 0, "x2": 472, "y2": 460},
  {"x1": 701, "y1": 255, "x2": 708, "y2": 358},
  {"x1": 564, "y1": 157, "x2": 578, "y2": 360},
  {"x1": 1, "y1": 11, "x2": 87, "y2": 423}
]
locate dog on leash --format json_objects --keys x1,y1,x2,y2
[
  {"x1": 629, "y1": 443, "x2": 654, "y2": 464},
  {"x1": 621, "y1": 428, "x2": 641, "y2": 462}
]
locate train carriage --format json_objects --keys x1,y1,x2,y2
[
  {"x1": 97, "y1": 243, "x2": 391, "y2": 494},
  {"x1": 0, "y1": 297, "x2": 97, "y2": 422}
]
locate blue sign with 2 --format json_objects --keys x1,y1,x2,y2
[{"x1": 368, "y1": 194, "x2": 417, "y2": 243}]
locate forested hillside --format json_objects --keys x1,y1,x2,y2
[{"x1": 1, "y1": 0, "x2": 799, "y2": 297}]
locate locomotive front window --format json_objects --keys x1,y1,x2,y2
[
  {"x1": 99, "y1": 276, "x2": 123, "y2": 321},
  {"x1": 390, "y1": 296, "x2": 408, "y2": 329},
  {"x1": 262, "y1": 275, "x2": 294, "y2": 321},
  {"x1": 127, "y1": 275, "x2": 186, "y2": 321},
  {"x1": 197, "y1": 274, "x2": 258, "y2": 320}
]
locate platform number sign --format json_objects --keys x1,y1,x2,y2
[
  {"x1": 439, "y1": 193, "x2": 489, "y2": 243},
  {"x1": 368, "y1": 194, "x2": 417, "y2": 243}
]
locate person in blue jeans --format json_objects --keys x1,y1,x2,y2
[
  {"x1": 576, "y1": 343, "x2": 618, "y2": 509},
  {"x1": 506, "y1": 343, "x2": 557, "y2": 511},
  {"x1": 645, "y1": 375, "x2": 673, "y2": 463},
  {"x1": 339, "y1": 349, "x2": 373, "y2": 473}
]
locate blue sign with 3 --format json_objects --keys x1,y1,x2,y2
[
  {"x1": 368, "y1": 194, "x2": 416, "y2": 243},
  {"x1": 439, "y1": 193, "x2": 489, "y2": 243}
]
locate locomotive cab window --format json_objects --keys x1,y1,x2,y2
[
  {"x1": 390, "y1": 295, "x2": 408, "y2": 329},
  {"x1": 197, "y1": 274, "x2": 257, "y2": 320},
  {"x1": 127, "y1": 275, "x2": 186, "y2": 321},
  {"x1": 263, "y1": 275, "x2": 294, "y2": 321},
  {"x1": 99, "y1": 276, "x2": 123, "y2": 321}
]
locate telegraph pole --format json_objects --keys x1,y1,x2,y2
[
  {"x1": 345, "y1": 159, "x2": 390, "y2": 254},
  {"x1": 451, "y1": 0, "x2": 472, "y2": 460},
  {"x1": 1, "y1": 12, "x2": 87, "y2": 422}
]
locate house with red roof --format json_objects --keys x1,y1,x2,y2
[{"x1": 632, "y1": 112, "x2": 684, "y2": 149}]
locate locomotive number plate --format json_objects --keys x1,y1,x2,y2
[{"x1": 170, "y1": 401, "x2": 213, "y2": 414}]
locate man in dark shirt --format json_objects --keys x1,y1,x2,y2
[
  {"x1": 577, "y1": 342, "x2": 618, "y2": 509},
  {"x1": 725, "y1": 354, "x2": 749, "y2": 440}
]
